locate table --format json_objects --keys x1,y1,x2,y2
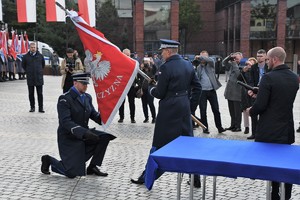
[{"x1": 145, "y1": 136, "x2": 300, "y2": 199}]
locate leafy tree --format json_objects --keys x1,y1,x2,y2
[
  {"x1": 179, "y1": 0, "x2": 202, "y2": 54},
  {"x1": 96, "y1": 0, "x2": 120, "y2": 45}
]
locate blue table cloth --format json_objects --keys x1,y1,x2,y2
[{"x1": 145, "y1": 136, "x2": 300, "y2": 190}]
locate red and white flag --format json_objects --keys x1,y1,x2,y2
[
  {"x1": 20, "y1": 33, "x2": 27, "y2": 54},
  {"x1": 17, "y1": 0, "x2": 37, "y2": 23},
  {"x1": 67, "y1": 10, "x2": 139, "y2": 129},
  {"x1": 46, "y1": 0, "x2": 66, "y2": 22},
  {"x1": 78, "y1": 0, "x2": 96, "y2": 27}
]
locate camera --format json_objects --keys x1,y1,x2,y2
[
  {"x1": 192, "y1": 58, "x2": 201, "y2": 66},
  {"x1": 66, "y1": 58, "x2": 75, "y2": 72},
  {"x1": 228, "y1": 56, "x2": 236, "y2": 61}
]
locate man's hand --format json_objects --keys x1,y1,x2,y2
[
  {"x1": 246, "y1": 107, "x2": 252, "y2": 116},
  {"x1": 148, "y1": 78, "x2": 156, "y2": 85},
  {"x1": 83, "y1": 130, "x2": 99, "y2": 142},
  {"x1": 248, "y1": 89, "x2": 258, "y2": 98}
]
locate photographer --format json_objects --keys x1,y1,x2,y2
[
  {"x1": 61, "y1": 48, "x2": 84, "y2": 93},
  {"x1": 194, "y1": 50, "x2": 225, "y2": 134},
  {"x1": 138, "y1": 57, "x2": 156, "y2": 123},
  {"x1": 223, "y1": 52, "x2": 243, "y2": 132}
]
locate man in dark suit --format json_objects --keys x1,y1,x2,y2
[
  {"x1": 131, "y1": 39, "x2": 202, "y2": 187},
  {"x1": 247, "y1": 47, "x2": 299, "y2": 200},
  {"x1": 40, "y1": 73, "x2": 115, "y2": 178},
  {"x1": 22, "y1": 42, "x2": 45, "y2": 113},
  {"x1": 247, "y1": 49, "x2": 269, "y2": 139}
]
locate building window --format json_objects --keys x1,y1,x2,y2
[
  {"x1": 286, "y1": 0, "x2": 300, "y2": 38},
  {"x1": 98, "y1": 0, "x2": 132, "y2": 18},
  {"x1": 144, "y1": 1, "x2": 171, "y2": 53},
  {"x1": 250, "y1": 0, "x2": 277, "y2": 39}
]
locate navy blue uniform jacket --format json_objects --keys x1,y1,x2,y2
[
  {"x1": 57, "y1": 88, "x2": 102, "y2": 176},
  {"x1": 149, "y1": 54, "x2": 201, "y2": 148},
  {"x1": 250, "y1": 65, "x2": 299, "y2": 144}
]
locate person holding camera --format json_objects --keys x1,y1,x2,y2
[
  {"x1": 40, "y1": 73, "x2": 116, "y2": 178},
  {"x1": 223, "y1": 52, "x2": 243, "y2": 132},
  {"x1": 195, "y1": 50, "x2": 226, "y2": 134},
  {"x1": 60, "y1": 48, "x2": 84, "y2": 93},
  {"x1": 139, "y1": 57, "x2": 156, "y2": 123}
]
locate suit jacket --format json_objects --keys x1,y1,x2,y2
[
  {"x1": 149, "y1": 54, "x2": 202, "y2": 149},
  {"x1": 22, "y1": 51, "x2": 45, "y2": 86},
  {"x1": 250, "y1": 64, "x2": 299, "y2": 144},
  {"x1": 57, "y1": 88, "x2": 102, "y2": 176},
  {"x1": 249, "y1": 63, "x2": 269, "y2": 87}
]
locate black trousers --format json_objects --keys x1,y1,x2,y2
[
  {"x1": 49, "y1": 139, "x2": 110, "y2": 178},
  {"x1": 227, "y1": 100, "x2": 242, "y2": 129},
  {"x1": 28, "y1": 85, "x2": 43, "y2": 109},
  {"x1": 271, "y1": 182, "x2": 292, "y2": 200},
  {"x1": 141, "y1": 88, "x2": 156, "y2": 119},
  {"x1": 199, "y1": 90, "x2": 223, "y2": 130},
  {"x1": 119, "y1": 86, "x2": 136, "y2": 120}
]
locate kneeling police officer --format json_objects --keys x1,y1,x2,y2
[{"x1": 41, "y1": 73, "x2": 116, "y2": 178}]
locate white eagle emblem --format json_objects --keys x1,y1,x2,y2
[{"x1": 84, "y1": 50, "x2": 111, "y2": 87}]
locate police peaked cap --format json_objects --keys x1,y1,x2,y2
[
  {"x1": 159, "y1": 39, "x2": 180, "y2": 50},
  {"x1": 72, "y1": 73, "x2": 90, "y2": 84}
]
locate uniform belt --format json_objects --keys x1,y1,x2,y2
[{"x1": 166, "y1": 90, "x2": 188, "y2": 98}]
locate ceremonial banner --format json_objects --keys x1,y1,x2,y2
[
  {"x1": 19, "y1": 34, "x2": 27, "y2": 54},
  {"x1": 67, "y1": 10, "x2": 139, "y2": 129},
  {"x1": 46, "y1": 0, "x2": 66, "y2": 22},
  {"x1": 78, "y1": 0, "x2": 96, "y2": 27},
  {"x1": 17, "y1": 0, "x2": 37, "y2": 23}
]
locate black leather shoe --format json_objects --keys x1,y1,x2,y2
[
  {"x1": 203, "y1": 128, "x2": 210, "y2": 134},
  {"x1": 232, "y1": 128, "x2": 242, "y2": 132},
  {"x1": 29, "y1": 108, "x2": 35, "y2": 112},
  {"x1": 225, "y1": 126, "x2": 234, "y2": 130},
  {"x1": 143, "y1": 118, "x2": 149, "y2": 123},
  {"x1": 244, "y1": 127, "x2": 249, "y2": 134},
  {"x1": 247, "y1": 135, "x2": 255, "y2": 140},
  {"x1": 296, "y1": 127, "x2": 300, "y2": 133},
  {"x1": 218, "y1": 128, "x2": 226, "y2": 133},
  {"x1": 87, "y1": 166, "x2": 108, "y2": 176},
  {"x1": 131, "y1": 172, "x2": 145, "y2": 185},
  {"x1": 131, "y1": 119, "x2": 136, "y2": 123},
  {"x1": 41, "y1": 155, "x2": 51, "y2": 175},
  {"x1": 151, "y1": 118, "x2": 156, "y2": 124},
  {"x1": 118, "y1": 118, "x2": 123, "y2": 123},
  {"x1": 39, "y1": 109, "x2": 45, "y2": 113}
]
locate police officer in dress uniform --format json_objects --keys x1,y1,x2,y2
[
  {"x1": 41, "y1": 73, "x2": 116, "y2": 178},
  {"x1": 131, "y1": 39, "x2": 202, "y2": 187}
]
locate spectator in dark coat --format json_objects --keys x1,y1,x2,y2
[
  {"x1": 247, "y1": 47, "x2": 299, "y2": 200},
  {"x1": 22, "y1": 42, "x2": 45, "y2": 113}
]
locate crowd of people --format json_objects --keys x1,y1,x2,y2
[{"x1": 2, "y1": 40, "x2": 299, "y2": 199}]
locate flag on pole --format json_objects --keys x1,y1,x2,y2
[
  {"x1": 78, "y1": 0, "x2": 96, "y2": 27},
  {"x1": 24, "y1": 32, "x2": 29, "y2": 51},
  {"x1": 66, "y1": 10, "x2": 139, "y2": 130},
  {"x1": 9, "y1": 31, "x2": 18, "y2": 60},
  {"x1": 17, "y1": 0, "x2": 37, "y2": 23},
  {"x1": 20, "y1": 33, "x2": 27, "y2": 54},
  {"x1": 46, "y1": 0, "x2": 66, "y2": 22},
  {"x1": 1, "y1": 30, "x2": 8, "y2": 58},
  {"x1": 0, "y1": 0, "x2": 3, "y2": 22}
]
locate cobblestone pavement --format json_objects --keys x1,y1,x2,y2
[{"x1": 0, "y1": 74, "x2": 299, "y2": 200}]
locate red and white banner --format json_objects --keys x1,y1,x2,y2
[
  {"x1": 46, "y1": 0, "x2": 65, "y2": 22},
  {"x1": 20, "y1": 33, "x2": 27, "y2": 54},
  {"x1": 78, "y1": 0, "x2": 96, "y2": 27},
  {"x1": 17, "y1": 0, "x2": 36, "y2": 23},
  {"x1": 67, "y1": 10, "x2": 139, "y2": 129}
]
